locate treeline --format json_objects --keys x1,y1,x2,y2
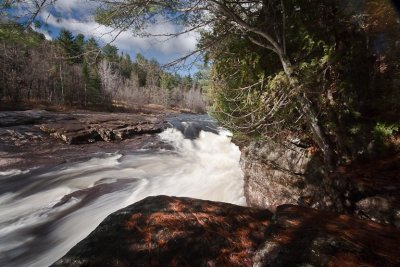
[{"x1": 0, "y1": 23, "x2": 206, "y2": 112}]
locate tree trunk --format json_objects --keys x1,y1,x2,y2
[
  {"x1": 59, "y1": 63, "x2": 64, "y2": 103},
  {"x1": 280, "y1": 55, "x2": 335, "y2": 171},
  {"x1": 84, "y1": 82, "x2": 87, "y2": 106}
]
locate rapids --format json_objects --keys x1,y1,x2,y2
[{"x1": 0, "y1": 115, "x2": 245, "y2": 267}]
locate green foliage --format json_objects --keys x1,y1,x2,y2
[
  {"x1": 374, "y1": 123, "x2": 399, "y2": 138},
  {"x1": 119, "y1": 54, "x2": 133, "y2": 78},
  {"x1": 33, "y1": 21, "x2": 42, "y2": 29},
  {"x1": 94, "y1": 0, "x2": 194, "y2": 33},
  {"x1": 57, "y1": 29, "x2": 83, "y2": 63},
  {"x1": 74, "y1": 34, "x2": 85, "y2": 49},
  {"x1": 160, "y1": 73, "x2": 179, "y2": 90},
  {"x1": 198, "y1": 0, "x2": 399, "y2": 161},
  {"x1": 102, "y1": 44, "x2": 119, "y2": 62},
  {"x1": 84, "y1": 37, "x2": 100, "y2": 64},
  {"x1": 349, "y1": 125, "x2": 362, "y2": 135},
  {"x1": 181, "y1": 75, "x2": 193, "y2": 90},
  {"x1": 206, "y1": 31, "x2": 302, "y2": 137},
  {"x1": 0, "y1": 23, "x2": 44, "y2": 46}
]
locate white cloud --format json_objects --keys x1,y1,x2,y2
[
  {"x1": 31, "y1": 25, "x2": 52, "y2": 40},
  {"x1": 52, "y1": 0, "x2": 84, "y2": 13},
  {"x1": 36, "y1": 2, "x2": 200, "y2": 64}
]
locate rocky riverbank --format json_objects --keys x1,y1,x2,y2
[
  {"x1": 2, "y1": 109, "x2": 399, "y2": 266},
  {"x1": 53, "y1": 196, "x2": 400, "y2": 267},
  {"x1": 0, "y1": 109, "x2": 169, "y2": 171},
  {"x1": 240, "y1": 139, "x2": 400, "y2": 227}
]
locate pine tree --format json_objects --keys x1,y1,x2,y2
[
  {"x1": 57, "y1": 29, "x2": 82, "y2": 63},
  {"x1": 102, "y1": 44, "x2": 119, "y2": 62}
]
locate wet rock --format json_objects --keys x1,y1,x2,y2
[
  {"x1": 52, "y1": 196, "x2": 272, "y2": 267},
  {"x1": 240, "y1": 140, "x2": 342, "y2": 212}
]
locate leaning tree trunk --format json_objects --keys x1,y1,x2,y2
[{"x1": 280, "y1": 55, "x2": 335, "y2": 172}]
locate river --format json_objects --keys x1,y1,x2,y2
[{"x1": 0, "y1": 115, "x2": 245, "y2": 267}]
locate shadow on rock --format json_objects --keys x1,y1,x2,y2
[
  {"x1": 254, "y1": 204, "x2": 400, "y2": 267},
  {"x1": 52, "y1": 196, "x2": 272, "y2": 267}
]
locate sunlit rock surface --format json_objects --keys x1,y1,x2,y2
[
  {"x1": 240, "y1": 140, "x2": 342, "y2": 212},
  {"x1": 53, "y1": 196, "x2": 400, "y2": 267}
]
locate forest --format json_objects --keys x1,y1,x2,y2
[
  {"x1": 0, "y1": 22, "x2": 206, "y2": 112},
  {"x1": 198, "y1": 0, "x2": 400, "y2": 167},
  {"x1": 1, "y1": 0, "x2": 400, "y2": 167}
]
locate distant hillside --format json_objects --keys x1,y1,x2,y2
[{"x1": 0, "y1": 23, "x2": 206, "y2": 113}]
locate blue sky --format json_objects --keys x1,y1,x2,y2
[{"x1": 4, "y1": 0, "x2": 201, "y2": 75}]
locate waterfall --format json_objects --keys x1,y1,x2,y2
[{"x1": 0, "y1": 115, "x2": 245, "y2": 267}]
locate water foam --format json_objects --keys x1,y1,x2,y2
[{"x1": 0, "y1": 123, "x2": 244, "y2": 267}]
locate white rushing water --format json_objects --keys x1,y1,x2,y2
[{"x1": 0, "y1": 118, "x2": 245, "y2": 267}]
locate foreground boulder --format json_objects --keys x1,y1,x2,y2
[
  {"x1": 53, "y1": 196, "x2": 400, "y2": 267},
  {"x1": 52, "y1": 196, "x2": 272, "y2": 266}
]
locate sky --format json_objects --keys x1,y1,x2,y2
[{"x1": 5, "y1": 0, "x2": 201, "y2": 75}]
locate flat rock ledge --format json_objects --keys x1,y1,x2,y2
[
  {"x1": 0, "y1": 110, "x2": 166, "y2": 145},
  {"x1": 52, "y1": 196, "x2": 400, "y2": 267},
  {"x1": 39, "y1": 113, "x2": 165, "y2": 144},
  {"x1": 0, "y1": 110, "x2": 165, "y2": 144},
  {"x1": 0, "y1": 110, "x2": 168, "y2": 170}
]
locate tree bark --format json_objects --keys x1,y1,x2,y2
[
  {"x1": 59, "y1": 63, "x2": 64, "y2": 103},
  {"x1": 279, "y1": 55, "x2": 335, "y2": 171}
]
